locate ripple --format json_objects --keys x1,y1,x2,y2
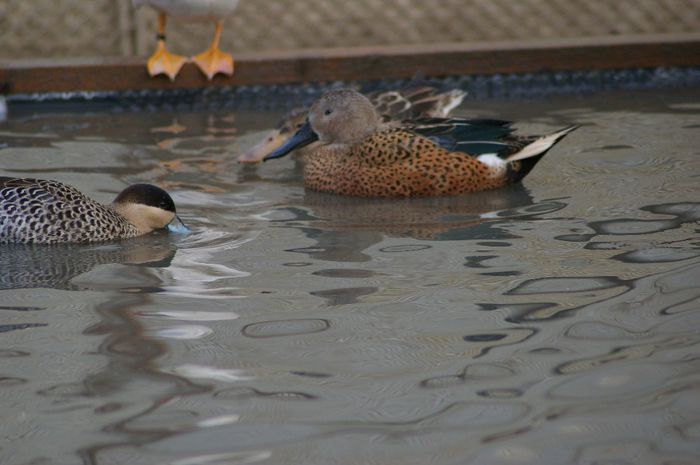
[
  {"x1": 565, "y1": 321, "x2": 642, "y2": 340},
  {"x1": 584, "y1": 241, "x2": 629, "y2": 250},
  {"x1": 428, "y1": 401, "x2": 531, "y2": 428},
  {"x1": 143, "y1": 310, "x2": 240, "y2": 321},
  {"x1": 583, "y1": 144, "x2": 634, "y2": 151},
  {"x1": 463, "y1": 333, "x2": 507, "y2": 342},
  {"x1": 152, "y1": 325, "x2": 214, "y2": 340},
  {"x1": 0, "y1": 323, "x2": 47, "y2": 333},
  {"x1": 0, "y1": 305, "x2": 45, "y2": 311},
  {"x1": 0, "y1": 376, "x2": 27, "y2": 387},
  {"x1": 289, "y1": 371, "x2": 333, "y2": 378},
  {"x1": 242, "y1": 319, "x2": 330, "y2": 338},
  {"x1": 37, "y1": 382, "x2": 85, "y2": 397},
  {"x1": 476, "y1": 241, "x2": 511, "y2": 247},
  {"x1": 555, "y1": 233, "x2": 596, "y2": 242},
  {"x1": 0, "y1": 349, "x2": 29, "y2": 358},
  {"x1": 421, "y1": 362, "x2": 516, "y2": 388},
  {"x1": 481, "y1": 270, "x2": 521, "y2": 276},
  {"x1": 464, "y1": 255, "x2": 498, "y2": 268},
  {"x1": 123, "y1": 409, "x2": 198, "y2": 431},
  {"x1": 461, "y1": 328, "x2": 537, "y2": 357},
  {"x1": 379, "y1": 244, "x2": 432, "y2": 253},
  {"x1": 613, "y1": 248, "x2": 700, "y2": 263},
  {"x1": 161, "y1": 229, "x2": 253, "y2": 299},
  {"x1": 589, "y1": 219, "x2": 678, "y2": 235},
  {"x1": 529, "y1": 347, "x2": 563, "y2": 355},
  {"x1": 163, "y1": 364, "x2": 253, "y2": 382},
  {"x1": 679, "y1": 419, "x2": 700, "y2": 441},
  {"x1": 496, "y1": 200, "x2": 568, "y2": 218},
  {"x1": 477, "y1": 388, "x2": 523, "y2": 398},
  {"x1": 507, "y1": 276, "x2": 624, "y2": 295},
  {"x1": 171, "y1": 451, "x2": 272, "y2": 465},
  {"x1": 215, "y1": 386, "x2": 316, "y2": 401},
  {"x1": 644, "y1": 202, "x2": 700, "y2": 221},
  {"x1": 310, "y1": 286, "x2": 378, "y2": 305},
  {"x1": 548, "y1": 363, "x2": 675, "y2": 400},
  {"x1": 196, "y1": 414, "x2": 241, "y2": 428},
  {"x1": 312, "y1": 268, "x2": 377, "y2": 278}
]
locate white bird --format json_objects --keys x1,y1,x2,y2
[{"x1": 132, "y1": 0, "x2": 240, "y2": 80}]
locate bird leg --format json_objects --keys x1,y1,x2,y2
[
  {"x1": 192, "y1": 20, "x2": 234, "y2": 80},
  {"x1": 146, "y1": 13, "x2": 187, "y2": 81}
]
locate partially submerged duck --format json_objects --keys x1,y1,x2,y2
[
  {"x1": 133, "y1": 0, "x2": 240, "y2": 80},
  {"x1": 237, "y1": 86, "x2": 467, "y2": 163},
  {"x1": 264, "y1": 89, "x2": 577, "y2": 198},
  {"x1": 0, "y1": 178, "x2": 188, "y2": 244}
]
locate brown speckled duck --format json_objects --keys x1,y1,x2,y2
[
  {"x1": 263, "y1": 89, "x2": 577, "y2": 198},
  {"x1": 0, "y1": 178, "x2": 188, "y2": 244},
  {"x1": 237, "y1": 86, "x2": 466, "y2": 163}
]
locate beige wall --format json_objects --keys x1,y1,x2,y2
[{"x1": 1, "y1": 0, "x2": 699, "y2": 59}]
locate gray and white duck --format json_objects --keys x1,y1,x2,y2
[{"x1": 0, "y1": 177, "x2": 188, "y2": 244}]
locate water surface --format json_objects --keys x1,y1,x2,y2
[{"x1": 1, "y1": 88, "x2": 699, "y2": 465}]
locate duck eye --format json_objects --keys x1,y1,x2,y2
[{"x1": 324, "y1": 108, "x2": 333, "y2": 116}]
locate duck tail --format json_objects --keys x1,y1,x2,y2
[{"x1": 506, "y1": 125, "x2": 578, "y2": 182}]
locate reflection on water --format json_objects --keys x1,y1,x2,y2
[
  {"x1": 1, "y1": 88, "x2": 700, "y2": 464},
  {"x1": 0, "y1": 235, "x2": 176, "y2": 290}
]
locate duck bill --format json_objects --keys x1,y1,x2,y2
[
  {"x1": 263, "y1": 120, "x2": 318, "y2": 161},
  {"x1": 167, "y1": 215, "x2": 190, "y2": 234},
  {"x1": 237, "y1": 129, "x2": 287, "y2": 163}
]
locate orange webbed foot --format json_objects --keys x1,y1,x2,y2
[
  {"x1": 192, "y1": 47, "x2": 234, "y2": 80},
  {"x1": 147, "y1": 42, "x2": 187, "y2": 81}
]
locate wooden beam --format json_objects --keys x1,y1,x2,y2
[{"x1": 1, "y1": 34, "x2": 699, "y2": 95}]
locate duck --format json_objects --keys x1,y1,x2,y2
[
  {"x1": 237, "y1": 85, "x2": 467, "y2": 163},
  {"x1": 0, "y1": 178, "x2": 188, "y2": 244},
  {"x1": 132, "y1": 0, "x2": 240, "y2": 80},
  {"x1": 263, "y1": 89, "x2": 578, "y2": 198}
]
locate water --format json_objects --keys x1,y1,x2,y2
[{"x1": 1, "y1": 87, "x2": 699, "y2": 465}]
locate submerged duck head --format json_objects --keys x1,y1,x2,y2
[
  {"x1": 264, "y1": 89, "x2": 381, "y2": 161},
  {"x1": 112, "y1": 184, "x2": 188, "y2": 234}
]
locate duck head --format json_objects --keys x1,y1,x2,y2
[
  {"x1": 112, "y1": 184, "x2": 189, "y2": 234},
  {"x1": 264, "y1": 89, "x2": 381, "y2": 161}
]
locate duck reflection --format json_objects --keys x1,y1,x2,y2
[
  {"x1": 0, "y1": 235, "x2": 177, "y2": 290},
  {"x1": 298, "y1": 185, "x2": 565, "y2": 240},
  {"x1": 273, "y1": 185, "x2": 566, "y2": 265}
]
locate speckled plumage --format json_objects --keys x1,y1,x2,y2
[
  {"x1": 0, "y1": 178, "x2": 177, "y2": 244},
  {"x1": 265, "y1": 90, "x2": 578, "y2": 198},
  {"x1": 302, "y1": 127, "x2": 514, "y2": 197}
]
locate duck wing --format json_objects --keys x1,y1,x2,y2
[
  {"x1": 0, "y1": 177, "x2": 93, "y2": 204},
  {"x1": 406, "y1": 117, "x2": 528, "y2": 158}
]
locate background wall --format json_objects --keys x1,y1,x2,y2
[{"x1": 1, "y1": 0, "x2": 699, "y2": 60}]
